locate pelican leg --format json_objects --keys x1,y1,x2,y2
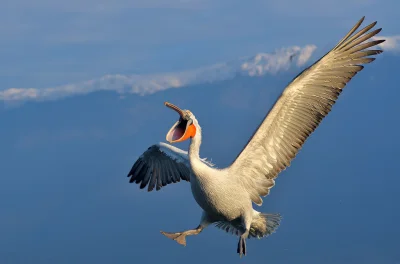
[
  {"x1": 160, "y1": 225, "x2": 203, "y2": 246},
  {"x1": 237, "y1": 234, "x2": 247, "y2": 257},
  {"x1": 237, "y1": 215, "x2": 251, "y2": 257}
]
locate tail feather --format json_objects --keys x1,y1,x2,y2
[{"x1": 249, "y1": 212, "x2": 282, "y2": 239}]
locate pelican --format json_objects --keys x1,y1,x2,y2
[{"x1": 127, "y1": 17, "x2": 384, "y2": 257}]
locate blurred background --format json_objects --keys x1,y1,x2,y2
[{"x1": 1, "y1": 1, "x2": 399, "y2": 263}]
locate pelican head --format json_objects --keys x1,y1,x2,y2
[{"x1": 165, "y1": 102, "x2": 197, "y2": 143}]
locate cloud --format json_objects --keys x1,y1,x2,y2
[
  {"x1": 0, "y1": 45, "x2": 317, "y2": 103},
  {"x1": 240, "y1": 45, "x2": 317, "y2": 76},
  {"x1": 296, "y1": 45, "x2": 318, "y2": 66},
  {"x1": 1, "y1": 0, "x2": 394, "y2": 91},
  {"x1": 372, "y1": 35, "x2": 400, "y2": 52}
]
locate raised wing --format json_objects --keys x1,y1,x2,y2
[
  {"x1": 127, "y1": 142, "x2": 214, "y2": 191},
  {"x1": 227, "y1": 17, "x2": 385, "y2": 205}
]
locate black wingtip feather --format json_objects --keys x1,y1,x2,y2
[
  {"x1": 139, "y1": 167, "x2": 152, "y2": 189},
  {"x1": 126, "y1": 144, "x2": 191, "y2": 191},
  {"x1": 148, "y1": 168, "x2": 157, "y2": 192},
  {"x1": 156, "y1": 166, "x2": 163, "y2": 191},
  {"x1": 127, "y1": 160, "x2": 140, "y2": 178},
  {"x1": 375, "y1": 39, "x2": 386, "y2": 45},
  {"x1": 128, "y1": 160, "x2": 145, "y2": 183}
]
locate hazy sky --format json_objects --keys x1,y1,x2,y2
[
  {"x1": 1, "y1": 1, "x2": 400, "y2": 264},
  {"x1": 1, "y1": 0, "x2": 399, "y2": 88}
]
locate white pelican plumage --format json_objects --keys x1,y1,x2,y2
[{"x1": 127, "y1": 17, "x2": 385, "y2": 257}]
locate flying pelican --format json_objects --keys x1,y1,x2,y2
[{"x1": 127, "y1": 17, "x2": 385, "y2": 257}]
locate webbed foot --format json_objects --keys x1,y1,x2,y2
[
  {"x1": 160, "y1": 225, "x2": 203, "y2": 247},
  {"x1": 160, "y1": 231, "x2": 187, "y2": 246}
]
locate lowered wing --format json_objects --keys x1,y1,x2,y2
[{"x1": 128, "y1": 142, "x2": 214, "y2": 191}]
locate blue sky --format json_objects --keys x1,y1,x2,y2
[
  {"x1": 1, "y1": 0, "x2": 399, "y2": 89},
  {"x1": 1, "y1": 1, "x2": 400, "y2": 263}
]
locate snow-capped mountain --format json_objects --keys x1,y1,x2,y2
[{"x1": 0, "y1": 45, "x2": 316, "y2": 103}]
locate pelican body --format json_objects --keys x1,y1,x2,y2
[{"x1": 127, "y1": 17, "x2": 385, "y2": 257}]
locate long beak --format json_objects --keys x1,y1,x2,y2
[
  {"x1": 165, "y1": 102, "x2": 185, "y2": 117},
  {"x1": 165, "y1": 102, "x2": 196, "y2": 143}
]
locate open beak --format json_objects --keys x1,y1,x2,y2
[{"x1": 165, "y1": 102, "x2": 196, "y2": 143}]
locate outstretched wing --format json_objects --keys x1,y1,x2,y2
[
  {"x1": 127, "y1": 142, "x2": 214, "y2": 191},
  {"x1": 127, "y1": 143, "x2": 191, "y2": 191},
  {"x1": 227, "y1": 17, "x2": 385, "y2": 205}
]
